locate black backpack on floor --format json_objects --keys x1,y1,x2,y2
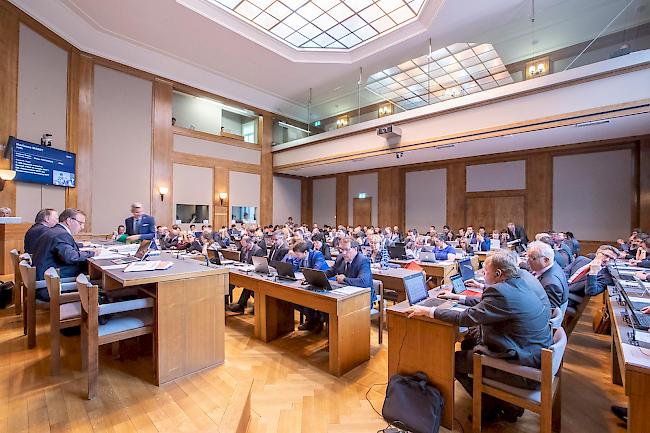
[
  {"x1": 0, "y1": 281, "x2": 15, "y2": 309},
  {"x1": 382, "y1": 372, "x2": 444, "y2": 433}
]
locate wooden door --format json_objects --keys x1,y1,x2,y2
[
  {"x1": 494, "y1": 195, "x2": 525, "y2": 231},
  {"x1": 465, "y1": 192, "x2": 525, "y2": 232},
  {"x1": 353, "y1": 198, "x2": 372, "y2": 227},
  {"x1": 466, "y1": 197, "x2": 495, "y2": 231}
]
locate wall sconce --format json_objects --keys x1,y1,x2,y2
[
  {"x1": 158, "y1": 186, "x2": 168, "y2": 201},
  {"x1": 335, "y1": 116, "x2": 349, "y2": 129},
  {"x1": 0, "y1": 169, "x2": 16, "y2": 192},
  {"x1": 378, "y1": 104, "x2": 392, "y2": 117},
  {"x1": 525, "y1": 57, "x2": 550, "y2": 80},
  {"x1": 219, "y1": 192, "x2": 228, "y2": 206}
]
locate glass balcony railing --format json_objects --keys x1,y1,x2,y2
[{"x1": 272, "y1": 0, "x2": 650, "y2": 146}]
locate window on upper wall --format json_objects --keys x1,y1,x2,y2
[{"x1": 171, "y1": 90, "x2": 259, "y2": 144}]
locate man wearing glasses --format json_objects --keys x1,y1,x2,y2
[{"x1": 32, "y1": 208, "x2": 100, "y2": 301}]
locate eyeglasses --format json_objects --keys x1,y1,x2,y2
[{"x1": 71, "y1": 217, "x2": 86, "y2": 226}]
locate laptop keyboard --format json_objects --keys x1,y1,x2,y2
[
  {"x1": 418, "y1": 297, "x2": 447, "y2": 308},
  {"x1": 632, "y1": 311, "x2": 650, "y2": 330}
]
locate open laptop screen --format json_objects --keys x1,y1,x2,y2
[
  {"x1": 404, "y1": 273, "x2": 428, "y2": 305},
  {"x1": 458, "y1": 258, "x2": 475, "y2": 281}
]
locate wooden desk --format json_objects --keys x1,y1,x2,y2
[
  {"x1": 228, "y1": 270, "x2": 370, "y2": 376},
  {"x1": 0, "y1": 222, "x2": 31, "y2": 274},
  {"x1": 389, "y1": 259, "x2": 457, "y2": 286},
  {"x1": 221, "y1": 248, "x2": 241, "y2": 261},
  {"x1": 387, "y1": 292, "x2": 460, "y2": 430},
  {"x1": 371, "y1": 267, "x2": 426, "y2": 302},
  {"x1": 607, "y1": 291, "x2": 650, "y2": 433},
  {"x1": 88, "y1": 256, "x2": 228, "y2": 385}
]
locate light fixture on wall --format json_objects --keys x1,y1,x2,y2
[
  {"x1": 378, "y1": 104, "x2": 392, "y2": 117},
  {"x1": 158, "y1": 186, "x2": 168, "y2": 201},
  {"x1": 525, "y1": 57, "x2": 550, "y2": 79},
  {"x1": 336, "y1": 116, "x2": 349, "y2": 129},
  {"x1": 219, "y1": 192, "x2": 228, "y2": 206},
  {"x1": 0, "y1": 169, "x2": 16, "y2": 192}
]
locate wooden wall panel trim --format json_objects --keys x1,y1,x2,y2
[
  {"x1": 214, "y1": 167, "x2": 229, "y2": 228},
  {"x1": 152, "y1": 79, "x2": 174, "y2": 227},
  {"x1": 335, "y1": 174, "x2": 348, "y2": 227},
  {"x1": 1, "y1": 1, "x2": 71, "y2": 51},
  {"x1": 446, "y1": 163, "x2": 466, "y2": 230},
  {"x1": 525, "y1": 154, "x2": 553, "y2": 237},
  {"x1": 639, "y1": 138, "x2": 650, "y2": 231},
  {"x1": 66, "y1": 51, "x2": 93, "y2": 223},
  {"x1": 0, "y1": 8, "x2": 18, "y2": 211},
  {"x1": 378, "y1": 167, "x2": 404, "y2": 230},
  {"x1": 301, "y1": 178, "x2": 313, "y2": 226},
  {"x1": 259, "y1": 114, "x2": 273, "y2": 226},
  {"x1": 171, "y1": 151, "x2": 261, "y2": 174},
  {"x1": 171, "y1": 126, "x2": 261, "y2": 151},
  {"x1": 466, "y1": 190, "x2": 525, "y2": 199}
]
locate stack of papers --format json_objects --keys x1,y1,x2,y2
[
  {"x1": 124, "y1": 260, "x2": 173, "y2": 272},
  {"x1": 92, "y1": 249, "x2": 127, "y2": 260},
  {"x1": 330, "y1": 286, "x2": 367, "y2": 295}
]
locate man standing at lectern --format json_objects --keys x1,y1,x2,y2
[{"x1": 125, "y1": 202, "x2": 156, "y2": 244}]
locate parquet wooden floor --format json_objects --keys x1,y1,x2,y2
[{"x1": 0, "y1": 294, "x2": 629, "y2": 433}]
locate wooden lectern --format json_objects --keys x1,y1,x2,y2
[{"x1": 0, "y1": 222, "x2": 30, "y2": 274}]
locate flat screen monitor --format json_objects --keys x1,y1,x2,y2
[{"x1": 9, "y1": 137, "x2": 76, "y2": 187}]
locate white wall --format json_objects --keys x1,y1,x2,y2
[
  {"x1": 229, "y1": 171, "x2": 260, "y2": 223},
  {"x1": 272, "y1": 176, "x2": 301, "y2": 225},
  {"x1": 15, "y1": 24, "x2": 68, "y2": 220},
  {"x1": 92, "y1": 65, "x2": 152, "y2": 233},
  {"x1": 173, "y1": 134, "x2": 260, "y2": 165},
  {"x1": 348, "y1": 172, "x2": 378, "y2": 226},
  {"x1": 313, "y1": 177, "x2": 336, "y2": 227},
  {"x1": 405, "y1": 169, "x2": 447, "y2": 232},
  {"x1": 172, "y1": 163, "x2": 213, "y2": 230},
  {"x1": 466, "y1": 160, "x2": 525, "y2": 192},
  {"x1": 553, "y1": 149, "x2": 632, "y2": 241}
]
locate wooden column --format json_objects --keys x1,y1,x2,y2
[
  {"x1": 526, "y1": 154, "x2": 553, "y2": 236},
  {"x1": 301, "y1": 178, "x2": 313, "y2": 226},
  {"x1": 639, "y1": 138, "x2": 650, "y2": 231},
  {"x1": 335, "y1": 173, "x2": 349, "y2": 227},
  {"x1": 0, "y1": 5, "x2": 18, "y2": 211},
  {"x1": 214, "y1": 167, "x2": 229, "y2": 228},
  {"x1": 66, "y1": 51, "x2": 93, "y2": 226},
  {"x1": 259, "y1": 113, "x2": 273, "y2": 226},
  {"x1": 446, "y1": 163, "x2": 466, "y2": 230},
  {"x1": 378, "y1": 167, "x2": 405, "y2": 230},
  {"x1": 151, "y1": 79, "x2": 173, "y2": 227}
]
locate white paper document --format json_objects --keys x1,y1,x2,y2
[
  {"x1": 92, "y1": 250, "x2": 128, "y2": 260},
  {"x1": 100, "y1": 264, "x2": 128, "y2": 270},
  {"x1": 634, "y1": 331, "x2": 650, "y2": 344},
  {"x1": 330, "y1": 286, "x2": 367, "y2": 295}
]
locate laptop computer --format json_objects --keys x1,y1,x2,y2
[
  {"x1": 206, "y1": 248, "x2": 234, "y2": 266},
  {"x1": 389, "y1": 245, "x2": 407, "y2": 260},
  {"x1": 301, "y1": 267, "x2": 340, "y2": 291},
  {"x1": 252, "y1": 256, "x2": 271, "y2": 274},
  {"x1": 111, "y1": 240, "x2": 151, "y2": 264},
  {"x1": 403, "y1": 273, "x2": 448, "y2": 308},
  {"x1": 450, "y1": 274, "x2": 482, "y2": 297},
  {"x1": 270, "y1": 260, "x2": 296, "y2": 280},
  {"x1": 418, "y1": 251, "x2": 437, "y2": 263},
  {"x1": 458, "y1": 258, "x2": 475, "y2": 281},
  {"x1": 618, "y1": 285, "x2": 650, "y2": 330}
]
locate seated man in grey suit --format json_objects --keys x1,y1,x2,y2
[
  {"x1": 226, "y1": 236, "x2": 265, "y2": 313},
  {"x1": 408, "y1": 250, "x2": 552, "y2": 423},
  {"x1": 527, "y1": 241, "x2": 569, "y2": 310}
]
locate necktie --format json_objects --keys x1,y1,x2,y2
[
  {"x1": 134, "y1": 218, "x2": 141, "y2": 234},
  {"x1": 344, "y1": 261, "x2": 348, "y2": 275}
]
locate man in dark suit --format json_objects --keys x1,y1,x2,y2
[
  {"x1": 24, "y1": 208, "x2": 58, "y2": 254},
  {"x1": 125, "y1": 202, "x2": 156, "y2": 243},
  {"x1": 563, "y1": 245, "x2": 617, "y2": 310},
  {"x1": 226, "y1": 236, "x2": 265, "y2": 313},
  {"x1": 268, "y1": 230, "x2": 289, "y2": 263},
  {"x1": 32, "y1": 208, "x2": 100, "y2": 300},
  {"x1": 325, "y1": 238, "x2": 373, "y2": 304},
  {"x1": 506, "y1": 222, "x2": 528, "y2": 247},
  {"x1": 409, "y1": 250, "x2": 552, "y2": 423},
  {"x1": 527, "y1": 241, "x2": 569, "y2": 310}
]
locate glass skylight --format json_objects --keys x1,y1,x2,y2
[
  {"x1": 366, "y1": 43, "x2": 514, "y2": 110},
  {"x1": 209, "y1": 0, "x2": 426, "y2": 49}
]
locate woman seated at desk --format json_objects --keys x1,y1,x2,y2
[{"x1": 365, "y1": 234, "x2": 389, "y2": 268}]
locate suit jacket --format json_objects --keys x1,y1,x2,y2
[
  {"x1": 268, "y1": 242, "x2": 289, "y2": 263},
  {"x1": 436, "y1": 269, "x2": 552, "y2": 368},
  {"x1": 24, "y1": 223, "x2": 49, "y2": 255},
  {"x1": 433, "y1": 245, "x2": 455, "y2": 260},
  {"x1": 124, "y1": 214, "x2": 156, "y2": 241},
  {"x1": 320, "y1": 243, "x2": 332, "y2": 260},
  {"x1": 507, "y1": 226, "x2": 528, "y2": 246},
  {"x1": 186, "y1": 240, "x2": 203, "y2": 254},
  {"x1": 284, "y1": 250, "x2": 329, "y2": 273},
  {"x1": 32, "y1": 224, "x2": 94, "y2": 281},
  {"x1": 325, "y1": 252, "x2": 372, "y2": 288},
  {"x1": 538, "y1": 262, "x2": 569, "y2": 309},
  {"x1": 240, "y1": 244, "x2": 265, "y2": 264}
]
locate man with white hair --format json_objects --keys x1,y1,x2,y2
[
  {"x1": 125, "y1": 202, "x2": 156, "y2": 243},
  {"x1": 526, "y1": 240, "x2": 569, "y2": 310}
]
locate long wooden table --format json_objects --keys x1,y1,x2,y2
[
  {"x1": 389, "y1": 259, "x2": 457, "y2": 286},
  {"x1": 371, "y1": 267, "x2": 428, "y2": 302},
  {"x1": 607, "y1": 287, "x2": 650, "y2": 433},
  {"x1": 88, "y1": 255, "x2": 229, "y2": 385},
  {"x1": 386, "y1": 290, "x2": 462, "y2": 431},
  {"x1": 228, "y1": 269, "x2": 370, "y2": 376}
]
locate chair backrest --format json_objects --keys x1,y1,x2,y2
[
  {"x1": 372, "y1": 279, "x2": 382, "y2": 293},
  {"x1": 549, "y1": 327, "x2": 568, "y2": 376},
  {"x1": 10, "y1": 249, "x2": 22, "y2": 287},
  {"x1": 19, "y1": 261, "x2": 36, "y2": 292},
  {"x1": 549, "y1": 307, "x2": 564, "y2": 329},
  {"x1": 76, "y1": 273, "x2": 98, "y2": 319},
  {"x1": 44, "y1": 267, "x2": 61, "y2": 300}
]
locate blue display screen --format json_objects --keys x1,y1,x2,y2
[{"x1": 10, "y1": 137, "x2": 76, "y2": 188}]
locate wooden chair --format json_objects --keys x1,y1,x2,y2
[
  {"x1": 44, "y1": 267, "x2": 82, "y2": 375},
  {"x1": 472, "y1": 327, "x2": 568, "y2": 433},
  {"x1": 9, "y1": 249, "x2": 22, "y2": 317},
  {"x1": 549, "y1": 307, "x2": 564, "y2": 330},
  {"x1": 76, "y1": 274, "x2": 154, "y2": 399},
  {"x1": 563, "y1": 296, "x2": 590, "y2": 337},
  {"x1": 370, "y1": 279, "x2": 384, "y2": 344}
]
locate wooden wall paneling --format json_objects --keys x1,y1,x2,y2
[
  {"x1": 495, "y1": 195, "x2": 526, "y2": 230},
  {"x1": 637, "y1": 139, "x2": 649, "y2": 230},
  {"x1": 214, "y1": 167, "x2": 229, "y2": 228},
  {"x1": 446, "y1": 163, "x2": 466, "y2": 230},
  {"x1": 259, "y1": 114, "x2": 273, "y2": 226},
  {"x1": 301, "y1": 178, "x2": 313, "y2": 226},
  {"x1": 0, "y1": 6, "x2": 18, "y2": 211},
  {"x1": 171, "y1": 151, "x2": 260, "y2": 174},
  {"x1": 378, "y1": 167, "x2": 405, "y2": 230},
  {"x1": 151, "y1": 79, "x2": 173, "y2": 227},
  {"x1": 66, "y1": 51, "x2": 93, "y2": 223},
  {"x1": 335, "y1": 174, "x2": 349, "y2": 227},
  {"x1": 353, "y1": 198, "x2": 372, "y2": 227},
  {"x1": 466, "y1": 196, "x2": 495, "y2": 231},
  {"x1": 526, "y1": 154, "x2": 553, "y2": 236}
]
